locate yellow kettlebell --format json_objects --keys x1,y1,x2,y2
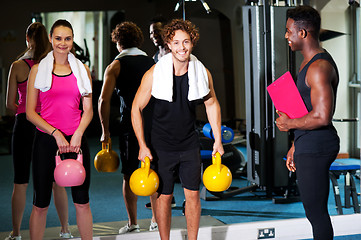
[
  {"x1": 94, "y1": 138, "x2": 120, "y2": 172},
  {"x1": 202, "y1": 152, "x2": 232, "y2": 192},
  {"x1": 129, "y1": 157, "x2": 159, "y2": 196}
]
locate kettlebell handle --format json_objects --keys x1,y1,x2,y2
[
  {"x1": 212, "y1": 152, "x2": 222, "y2": 173},
  {"x1": 101, "y1": 138, "x2": 112, "y2": 151},
  {"x1": 141, "y1": 157, "x2": 151, "y2": 177},
  {"x1": 55, "y1": 149, "x2": 83, "y2": 166}
]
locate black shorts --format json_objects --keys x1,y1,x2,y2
[
  {"x1": 32, "y1": 130, "x2": 91, "y2": 208},
  {"x1": 152, "y1": 148, "x2": 201, "y2": 194},
  {"x1": 119, "y1": 133, "x2": 140, "y2": 176},
  {"x1": 12, "y1": 113, "x2": 35, "y2": 184}
]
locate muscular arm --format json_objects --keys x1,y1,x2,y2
[
  {"x1": 276, "y1": 59, "x2": 337, "y2": 131},
  {"x1": 203, "y1": 69, "x2": 224, "y2": 156},
  {"x1": 131, "y1": 66, "x2": 155, "y2": 161},
  {"x1": 98, "y1": 60, "x2": 119, "y2": 142}
]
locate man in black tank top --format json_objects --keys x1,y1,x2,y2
[
  {"x1": 145, "y1": 15, "x2": 177, "y2": 210},
  {"x1": 276, "y1": 6, "x2": 339, "y2": 240},
  {"x1": 98, "y1": 22, "x2": 157, "y2": 234},
  {"x1": 132, "y1": 19, "x2": 224, "y2": 240}
]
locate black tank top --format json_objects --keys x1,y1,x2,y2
[
  {"x1": 294, "y1": 51, "x2": 340, "y2": 154},
  {"x1": 115, "y1": 55, "x2": 154, "y2": 134},
  {"x1": 151, "y1": 72, "x2": 200, "y2": 151}
]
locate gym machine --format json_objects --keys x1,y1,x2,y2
[
  {"x1": 243, "y1": 1, "x2": 303, "y2": 200},
  {"x1": 199, "y1": 1, "x2": 304, "y2": 202}
]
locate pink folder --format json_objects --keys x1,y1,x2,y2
[{"x1": 267, "y1": 71, "x2": 308, "y2": 119}]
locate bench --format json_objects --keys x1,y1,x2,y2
[{"x1": 329, "y1": 158, "x2": 360, "y2": 215}]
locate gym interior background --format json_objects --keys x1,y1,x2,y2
[
  {"x1": 0, "y1": 0, "x2": 360, "y2": 238},
  {"x1": 0, "y1": 0, "x2": 359, "y2": 156}
]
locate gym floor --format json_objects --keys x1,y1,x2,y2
[{"x1": 0, "y1": 136, "x2": 360, "y2": 239}]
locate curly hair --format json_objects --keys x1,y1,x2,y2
[
  {"x1": 111, "y1": 21, "x2": 144, "y2": 49},
  {"x1": 162, "y1": 19, "x2": 200, "y2": 47}
]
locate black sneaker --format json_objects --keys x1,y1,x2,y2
[{"x1": 145, "y1": 197, "x2": 176, "y2": 209}]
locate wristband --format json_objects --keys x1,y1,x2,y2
[{"x1": 51, "y1": 128, "x2": 58, "y2": 136}]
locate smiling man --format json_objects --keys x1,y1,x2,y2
[
  {"x1": 149, "y1": 15, "x2": 168, "y2": 62},
  {"x1": 276, "y1": 6, "x2": 339, "y2": 240},
  {"x1": 131, "y1": 19, "x2": 224, "y2": 240}
]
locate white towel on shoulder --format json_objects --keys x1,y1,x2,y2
[
  {"x1": 19, "y1": 50, "x2": 34, "y2": 60},
  {"x1": 114, "y1": 47, "x2": 147, "y2": 59},
  {"x1": 151, "y1": 53, "x2": 209, "y2": 102},
  {"x1": 34, "y1": 51, "x2": 92, "y2": 96},
  {"x1": 114, "y1": 47, "x2": 148, "y2": 119}
]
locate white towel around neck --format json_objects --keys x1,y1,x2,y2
[
  {"x1": 114, "y1": 47, "x2": 148, "y2": 59},
  {"x1": 151, "y1": 53, "x2": 209, "y2": 102},
  {"x1": 113, "y1": 47, "x2": 148, "y2": 117},
  {"x1": 34, "y1": 51, "x2": 92, "y2": 96}
]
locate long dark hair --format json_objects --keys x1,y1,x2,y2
[{"x1": 18, "y1": 22, "x2": 51, "y2": 63}]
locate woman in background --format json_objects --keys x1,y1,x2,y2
[{"x1": 6, "y1": 22, "x2": 72, "y2": 240}]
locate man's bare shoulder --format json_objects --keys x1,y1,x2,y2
[
  {"x1": 104, "y1": 60, "x2": 121, "y2": 77},
  {"x1": 109, "y1": 59, "x2": 121, "y2": 70},
  {"x1": 307, "y1": 59, "x2": 337, "y2": 84},
  {"x1": 309, "y1": 57, "x2": 336, "y2": 75}
]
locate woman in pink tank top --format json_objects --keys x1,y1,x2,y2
[
  {"x1": 5, "y1": 22, "x2": 71, "y2": 240},
  {"x1": 26, "y1": 19, "x2": 93, "y2": 240}
]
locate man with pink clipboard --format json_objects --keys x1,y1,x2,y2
[
  {"x1": 272, "y1": 6, "x2": 339, "y2": 240},
  {"x1": 267, "y1": 71, "x2": 308, "y2": 119}
]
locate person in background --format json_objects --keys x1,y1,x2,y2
[
  {"x1": 26, "y1": 19, "x2": 93, "y2": 240},
  {"x1": 149, "y1": 15, "x2": 169, "y2": 62},
  {"x1": 98, "y1": 21, "x2": 157, "y2": 233},
  {"x1": 132, "y1": 19, "x2": 224, "y2": 240},
  {"x1": 6, "y1": 22, "x2": 72, "y2": 240},
  {"x1": 276, "y1": 6, "x2": 339, "y2": 240}
]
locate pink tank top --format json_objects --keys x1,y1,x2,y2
[
  {"x1": 17, "y1": 59, "x2": 41, "y2": 114},
  {"x1": 39, "y1": 72, "x2": 81, "y2": 136}
]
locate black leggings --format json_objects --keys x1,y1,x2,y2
[
  {"x1": 32, "y1": 130, "x2": 91, "y2": 208},
  {"x1": 12, "y1": 113, "x2": 35, "y2": 184},
  {"x1": 294, "y1": 152, "x2": 338, "y2": 240}
]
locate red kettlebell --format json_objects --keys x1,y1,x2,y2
[{"x1": 54, "y1": 149, "x2": 86, "y2": 187}]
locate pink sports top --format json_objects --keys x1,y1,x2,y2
[
  {"x1": 38, "y1": 72, "x2": 81, "y2": 136},
  {"x1": 17, "y1": 59, "x2": 41, "y2": 114}
]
